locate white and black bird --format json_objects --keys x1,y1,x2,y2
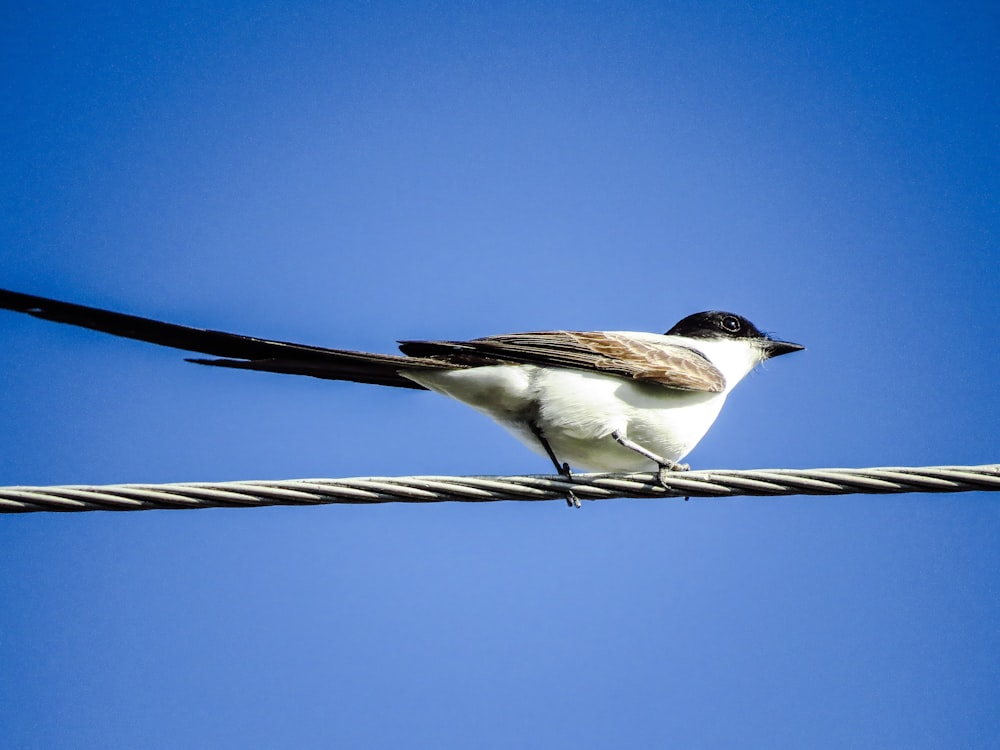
[{"x1": 0, "y1": 288, "x2": 803, "y2": 491}]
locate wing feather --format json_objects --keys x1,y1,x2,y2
[{"x1": 398, "y1": 331, "x2": 725, "y2": 392}]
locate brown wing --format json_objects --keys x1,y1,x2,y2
[{"x1": 398, "y1": 330, "x2": 725, "y2": 392}]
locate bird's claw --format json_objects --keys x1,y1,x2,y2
[
  {"x1": 565, "y1": 489, "x2": 581, "y2": 508},
  {"x1": 656, "y1": 461, "x2": 690, "y2": 488},
  {"x1": 555, "y1": 462, "x2": 580, "y2": 507}
]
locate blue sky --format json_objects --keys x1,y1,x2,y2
[{"x1": 2, "y1": 2, "x2": 998, "y2": 747}]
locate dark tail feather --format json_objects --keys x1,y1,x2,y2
[
  {"x1": 0, "y1": 288, "x2": 449, "y2": 389},
  {"x1": 185, "y1": 356, "x2": 433, "y2": 389}
]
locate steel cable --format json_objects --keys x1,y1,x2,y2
[{"x1": 2, "y1": 463, "x2": 998, "y2": 513}]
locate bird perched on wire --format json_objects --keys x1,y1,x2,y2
[{"x1": 0, "y1": 288, "x2": 803, "y2": 504}]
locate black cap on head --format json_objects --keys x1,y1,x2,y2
[
  {"x1": 666, "y1": 311, "x2": 763, "y2": 339},
  {"x1": 666, "y1": 311, "x2": 804, "y2": 357}
]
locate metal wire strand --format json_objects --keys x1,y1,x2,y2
[{"x1": 1, "y1": 463, "x2": 998, "y2": 513}]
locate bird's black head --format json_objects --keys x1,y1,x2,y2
[
  {"x1": 666, "y1": 311, "x2": 762, "y2": 339},
  {"x1": 666, "y1": 311, "x2": 804, "y2": 357}
]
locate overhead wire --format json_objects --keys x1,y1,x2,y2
[{"x1": 2, "y1": 463, "x2": 998, "y2": 513}]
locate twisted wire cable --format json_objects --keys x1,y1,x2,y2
[{"x1": 1, "y1": 463, "x2": 998, "y2": 513}]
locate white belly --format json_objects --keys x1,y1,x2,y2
[{"x1": 402, "y1": 365, "x2": 727, "y2": 472}]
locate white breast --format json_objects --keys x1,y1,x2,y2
[{"x1": 402, "y1": 363, "x2": 731, "y2": 472}]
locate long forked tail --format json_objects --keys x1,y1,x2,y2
[{"x1": 0, "y1": 288, "x2": 453, "y2": 389}]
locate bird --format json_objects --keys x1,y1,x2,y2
[{"x1": 0, "y1": 288, "x2": 803, "y2": 502}]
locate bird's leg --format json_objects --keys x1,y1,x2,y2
[
  {"x1": 528, "y1": 420, "x2": 573, "y2": 477},
  {"x1": 529, "y1": 420, "x2": 580, "y2": 508},
  {"x1": 610, "y1": 429, "x2": 689, "y2": 488}
]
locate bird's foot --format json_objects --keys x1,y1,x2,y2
[
  {"x1": 558, "y1": 463, "x2": 581, "y2": 507},
  {"x1": 656, "y1": 461, "x2": 690, "y2": 488},
  {"x1": 565, "y1": 489, "x2": 581, "y2": 509},
  {"x1": 528, "y1": 420, "x2": 579, "y2": 506}
]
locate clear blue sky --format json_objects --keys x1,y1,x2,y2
[{"x1": 2, "y1": 2, "x2": 998, "y2": 747}]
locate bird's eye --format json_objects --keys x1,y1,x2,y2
[{"x1": 721, "y1": 316, "x2": 741, "y2": 333}]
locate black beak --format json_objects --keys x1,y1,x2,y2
[{"x1": 762, "y1": 338, "x2": 805, "y2": 358}]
